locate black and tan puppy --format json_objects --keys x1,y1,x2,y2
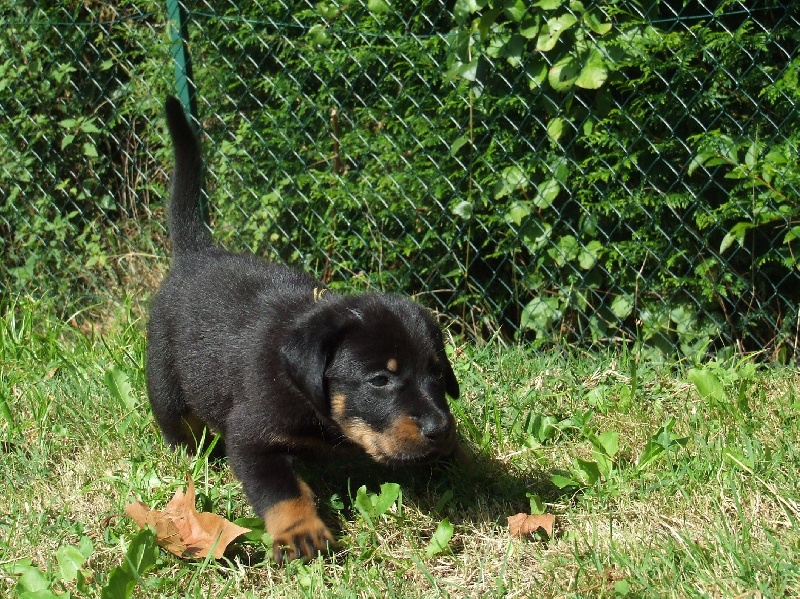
[{"x1": 146, "y1": 97, "x2": 460, "y2": 562}]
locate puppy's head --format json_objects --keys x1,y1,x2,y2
[{"x1": 281, "y1": 293, "x2": 459, "y2": 464}]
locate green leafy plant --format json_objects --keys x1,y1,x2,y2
[
  {"x1": 425, "y1": 518, "x2": 455, "y2": 557},
  {"x1": 550, "y1": 428, "x2": 620, "y2": 491},
  {"x1": 353, "y1": 483, "x2": 403, "y2": 529},
  {"x1": 6, "y1": 537, "x2": 93, "y2": 599},
  {"x1": 637, "y1": 418, "x2": 689, "y2": 470},
  {"x1": 101, "y1": 528, "x2": 161, "y2": 599}
]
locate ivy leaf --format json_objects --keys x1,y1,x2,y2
[
  {"x1": 521, "y1": 296, "x2": 561, "y2": 332},
  {"x1": 578, "y1": 240, "x2": 602, "y2": 269},
  {"x1": 15, "y1": 566, "x2": 51, "y2": 594},
  {"x1": 527, "y1": 492, "x2": 546, "y2": 514},
  {"x1": 595, "y1": 430, "x2": 620, "y2": 458},
  {"x1": 505, "y1": 201, "x2": 531, "y2": 226},
  {"x1": 503, "y1": 0, "x2": 527, "y2": 22},
  {"x1": 637, "y1": 419, "x2": 688, "y2": 469},
  {"x1": 494, "y1": 165, "x2": 528, "y2": 199},
  {"x1": 79, "y1": 120, "x2": 102, "y2": 134},
  {"x1": 453, "y1": 0, "x2": 481, "y2": 24},
  {"x1": 744, "y1": 141, "x2": 759, "y2": 166},
  {"x1": 719, "y1": 222, "x2": 753, "y2": 254},
  {"x1": 534, "y1": 414, "x2": 558, "y2": 442},
  {"x1": 526, "y1": 59, "x2": 548, "y2": 89},
  {"x1": 367, "y1": 0, "x2": 391, "y2": 14},
  {"x1": 354, "y1": 485, "x2": 375, "y2": 527},
  {"x1": 573, "y1": 457, "x2": 601, "y2": 486},
  {"x1": 536, "y1": 13, "x2": 578, "y2": 52},
  {"x1": 61, "y1": 134, "x2": 76, "y2": 150},
  {"x1": 82, "y1": 142, "x2": 99, "y2": 158},
  {"x1": 502, "y1": 34, "x2": 526, "y2": 67},
  {"x1": 688, "y1": 151, "x2": 725, "y2": 175},
  {"x1": 521, "y1": 219, "x2": 552, "y2": 252},
  {"x1": 450, "y1": 134, "x2": 470, "y2": 156},
  {"x1": 783, "y1": 226, "x2": 800, "y2": 244},
  {"x1": 447, "y1": 58, "x2": 480, "y2": 82},
  {"x1": 533, "y1": 177, "x2": 560, "y2": 208},
  {"x1": 101, "y1": 528, "x2": 159, "y2": 599},
  {"x1": 547, "y1": 117, "x2": 565, "y2": 144},
  {"x1": 553, "y1": 234, "x2": 580, "y2": 265},
  {"x1": 583, "y1": 10, "x2": 612, "y2": 35},
  {"x1": 519, "y1": 14, "x2": 541, "y2": 39},
  {"x1": 611, "y1": 294, "x2": 634, "y2": 319},
  {"x1": 550, "y1": 471, "x2": 579, "y2": 489},
  {"x1": 316, "y1": 2, "x2": 339, "y2": 19},
  {"x1": 373, "y1": 483, "x2": 401, "y2": 517},
  {"x1": 688, "y1": 368, "x2": 726, "y2": 405},
  {"x1": 575, "y1": 62, "x2": 608, "y2": 89},
  {"x1": 478, "y1": 6, "x2": 504, "y2": 40},
  {"x1": 548, "y1": 55, "x2": 580, "y2": 91},
  {"x1": 534, "y1": 0, "x2": 564, "y2": 9}
]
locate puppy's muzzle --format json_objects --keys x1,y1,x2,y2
[
  {"x1": 414, "y1": 411, "x2": 456, "y2": 457},
  {"x1": 336, "y1": 409, "x2": 457, "y2": 464}
]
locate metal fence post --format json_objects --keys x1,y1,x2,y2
[
  {"x1": 166, "y1": 0, "x2": 196, "y2": 117},
  {"x1": 165, "y1": 0, "x2": 206, "y2": 225}
]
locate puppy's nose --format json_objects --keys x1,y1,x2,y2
[{"x1": 418, "y1": 413, "x2": 453, "y2": 443}]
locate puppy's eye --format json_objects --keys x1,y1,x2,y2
[{"x1": 369, "y1": 375, "x2": 390, "y2": 387}]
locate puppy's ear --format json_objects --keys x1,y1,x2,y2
[
  {"x1": 423, "y1": 311, "x2": 460, "y2": 399},
  {"x1": 280, "y1": 301, "x2": 358, "y2": 410},
  {"x1": 443, "y1": 358, "x2": 460, "y2": 399}
]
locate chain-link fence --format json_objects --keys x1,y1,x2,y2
[{"x1": 1, "y1": 1, "x2": 798, "y2": 361}]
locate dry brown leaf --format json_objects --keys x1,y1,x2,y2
[
  {"x1": 125, "y1": 478, "x2": 250, "y2": 559},
  {"x1": 507, "y1": 512, "x2": 555, "y2": 540}
]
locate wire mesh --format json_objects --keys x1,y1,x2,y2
[{"x1": 1, "y1": 0, "x2": 798, "y2": 361}]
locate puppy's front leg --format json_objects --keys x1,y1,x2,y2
[{"x1": 228, "y1": 446, "x2": 333, "y2": 562}]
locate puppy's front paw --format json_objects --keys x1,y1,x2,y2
[
  {"x1": 264, "y1": 483, "x2": 334, "y2": 562},
  {"x1": 271, "y1": 514, "x2": 334, "y2": 563}
]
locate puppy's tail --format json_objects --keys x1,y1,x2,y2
[{"x1": 164, "y1": 95, "x2": 212, "y2": 255}]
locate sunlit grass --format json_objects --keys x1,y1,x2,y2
[{"x1": 1, "y1": 296, "x2": 799, "y2": 597}]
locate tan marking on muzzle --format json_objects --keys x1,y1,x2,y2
[
  {"x1": 337, "y1": 418, "x2": 382, "y2": 459},
  {"x1": 337, "y1": 414, "x2": 447, "y2": 463}
]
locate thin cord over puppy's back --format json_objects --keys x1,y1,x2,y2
[{"x1": 164, "y1": 96, "x2": 212, "y2": 255}]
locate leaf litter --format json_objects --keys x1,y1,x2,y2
[
  {"x1": 507, "y1": 512, "x2": 556, "y2": 541},
  {"x1": 125, "y1": 477, "x2": 250, "y2": 560}
]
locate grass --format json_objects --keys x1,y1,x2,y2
[{"x1": 1, "y1": 295, "x2": 799, "y2": 598}]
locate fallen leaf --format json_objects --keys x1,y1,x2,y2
[
  {"x1": 125, "y1": 478, "x2": 250, "y2": 559},
  {"x1": 508, "y1": 512, "x2": 555, "y2": 540}
]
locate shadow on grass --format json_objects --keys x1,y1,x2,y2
[
  {"x1": 309, "y1": 439, "x2": 560, "y2": 539},
  {"x1": 198, "y1": 436, "x2": 563, "y2": 566}
]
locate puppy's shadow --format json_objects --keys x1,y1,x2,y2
[
  {"x1": 301, "y1": 441, "x2": 560, "y2": 540},
  {"x1": 221, "y1": 442, "x2": 562, "y2": 566}
]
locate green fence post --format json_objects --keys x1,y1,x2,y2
[
  {"x1": 166, "y1": 0, "x2": 206, "y2": 224},
  {"x1": 166, "y1": 0, "x2": 196, "y2": 118}
]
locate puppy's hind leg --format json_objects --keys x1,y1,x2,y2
[{"x1": 145, "y1": 328, "x2": 216, "y2": 454}]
